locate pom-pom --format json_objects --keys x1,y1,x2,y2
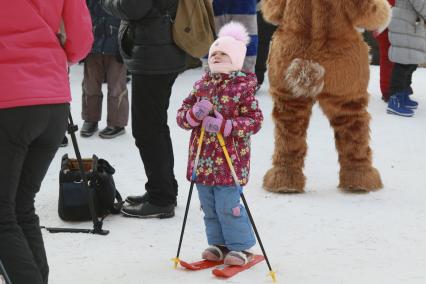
[{"x1": 218, "y1": 21, "x2": 250, "y2": 45}]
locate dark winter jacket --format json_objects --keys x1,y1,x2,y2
[
  {"x1": 87, "y1": 0, "x2": 120, "y2": 55},
  {"x1": 100, "y1": 0, "x2": 185, "y2": 74}
]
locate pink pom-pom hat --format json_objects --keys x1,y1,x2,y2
[{"x1": 208, "y1": 21, "x2": 250, "y2": 71}]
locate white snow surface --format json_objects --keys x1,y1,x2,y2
[{"x1": 36, "y1": 65, "x2": 426, "y2": 284}]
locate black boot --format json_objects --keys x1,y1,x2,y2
[
  {"x1": 125, "y1": 193, "x2": 177, "y2": 207},
  {"x1": 80, "y1": 121, "x2": 98, "y2": 137},
  {"x1": 121, "y1": 202, "x2": 175, "y2": 219},
  {"x1": 125, "y1": 193, "x2": 149, "y2": 205},
  {"x1": 98, "y1": 126, "x2": 125, "y2": 139}
]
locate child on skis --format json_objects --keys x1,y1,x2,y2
[
  {"x1": 387, "y1": 0, "x2": 426, "y2": 117},
  {"x1": 176, "y1": 22, "x2": 263, "y2": 266}
]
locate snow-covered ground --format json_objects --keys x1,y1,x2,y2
[{"x1": 36, "y1": 65, "x2": 426, "y2": 284}]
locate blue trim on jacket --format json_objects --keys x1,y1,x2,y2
[
  {"x1": 213, "y1": 0, "x2": 257, "y2": 15},
  {"x1": 246, "y1": 35, "x2": 258, "y2": 56}
]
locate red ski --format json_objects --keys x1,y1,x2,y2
[
  {"x1": 179, "y1": 259, "x2": 224, "y2": 271},
  {"x1": 212, "y1": 255, "x2": 265, "y2": 278}
]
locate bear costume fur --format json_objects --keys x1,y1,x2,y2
[{"x1": 261, "y1": 0, "x2": 391, "y2": 193}]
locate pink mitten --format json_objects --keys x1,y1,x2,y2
[
  {"x1": 186, "y1": 99, "x2": 213, "y2": 127},
  {"x1": 202, "y1": 110, "x2": 232, "y2": 137}
]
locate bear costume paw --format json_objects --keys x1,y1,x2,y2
[
  {"x1": 263, "y1": 166, "x2": 305, "y2": 193},
  {"x1": 339, "y1": 167, "x2": 383, "y2": 192}
]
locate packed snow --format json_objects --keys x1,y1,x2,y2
[{"x1": 36, "y1": 64, "x2": 426, "y2": 284}]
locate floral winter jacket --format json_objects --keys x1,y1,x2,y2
[{"x1": 176, "y1": 72, "x2": 263, "y2": 187}]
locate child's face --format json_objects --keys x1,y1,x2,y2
[{"x1": 209, "y1": 51, "x2": 232, "y2": 65}]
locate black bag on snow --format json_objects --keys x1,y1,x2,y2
[{"x1": 58, "y1": 154, "x2": 123, "y2": 221}]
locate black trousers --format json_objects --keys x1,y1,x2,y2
[
  {"x1": 389, "y1": 63, "x2": 417, "y2": 94},
  {"x1": 0, "y1": 103, "x2": 69, "y2": 284},
  {"x1": 255, "y1": 10, "x2": 276, "y2": 86},
  {"x1": 131, "y1": 73, "x2": 178, "y2": 207}
]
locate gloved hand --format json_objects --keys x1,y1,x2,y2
[
  {"x1": 202, "y1": 110, "x2": 232, "y2": 137},
  {"x1": 186, "y1": 99, "x2": 213, "y2": 127}
]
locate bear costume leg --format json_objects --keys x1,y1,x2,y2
[
  {"x1": 317, "y1": 93, "x2": 383, "y2": 192},
  {"x1": 263, "y1": 91, "x2": 314, "y2": 193}
]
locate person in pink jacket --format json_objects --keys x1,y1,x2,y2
[
  {"x1": 0, "y1": 1, "x2": 93, "y2": 283},
  {"x1": 177, "y1": 22, "x2": 263, "y2": 266}
]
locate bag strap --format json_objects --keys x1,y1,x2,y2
[{"x1": 109, "y1": 189, "x2": 124, "y2": 214}]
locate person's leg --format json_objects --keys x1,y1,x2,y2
[
  {"x1": 105, "y1": 55, "x2": 129, "y2": 128},
  {"x1": 0, "y1": 104, "x2": 68, "y2": 284},
  {"x1": 15, "y1": 104, "x2": 68, "y2": 284},
  {"x1": 214, "y1": 186, "x2": 255, "y2": 252},
  {"x1": 388, "y1": 63, "x2": 415, "y2": 116},
  {"x1": 389, "y1": 63, "x2": 410, "y2": 95},
  {"x1": 131, "y1": 73, "x2": 178, "y2": 207},
  {"x1": 406, "y1": 64, "x2": 417, "y2": 90},
  {"x1": 376, "y1": 30, "x2": 394, "y2": 101},
  {"x1": 82, "y1": 54, "x2": 104, "y2": 123},
  {"x1": 255, "y1": 10, "x2": 276, "y2": 86},
  {"x1": 401, "y1": 64, "x2": 419, "y2": 109},
  {"x1": 196, "y1": 184, "x2": 225, "y2": 246}
]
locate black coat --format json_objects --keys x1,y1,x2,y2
[
  {"x1": 101, "y1": 0, "x2": 185, "y2": 74},
  {"x1": 87, "y1": 0, "x2": 121, "y2": 55}
]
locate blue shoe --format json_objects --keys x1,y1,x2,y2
[
  {"x1": 387, "y1": 94, "x2": 414, "y2": 117},
  {"x1": 403, "y1": 89, "x2": 418, "y2": 109}
]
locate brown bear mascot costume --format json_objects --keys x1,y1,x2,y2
[{"x1": 262, "y1": 0, "x2": 390, "y2": 193}]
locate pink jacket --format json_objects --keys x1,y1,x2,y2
[
  {"x1": 0, "y1": 0, "x2": 93, "y2": 109},
  {"x1": 177, "y1": 72, "x2": 263, "y2": 187}
]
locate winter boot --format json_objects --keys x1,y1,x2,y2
[
  {"x1": 99, "y1": 126, "x2": 125, "y2": 139},
  {"x1": 121, "y1": 202, "x2": 175, "y2": 219},
  {"x1": 387, "y1": 93, "x2": 414, "y2": 117},
  {"x1": 201, "y1": 245, "x2": 229, "y2": 262},
  {"x1": 403, "y1": 88, "x2": 418, "y2": 109},
  {"x1": 125, "y1": 193, "x2": 149, "y2": 205},
  {"x1": 80, "y1": 121, "x2": 98, "y2": 137},
  {"x1": 224, "y1": 251, "x2": 253, "y2": 266},
  {"x1": 125, "y1": 193, "x2": 177, "y2": 207}
]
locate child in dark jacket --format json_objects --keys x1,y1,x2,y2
[{"x1": 177, "y1": 22, "x2": 263, "y2": 266}]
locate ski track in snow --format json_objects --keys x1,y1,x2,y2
[{"x1": 35, "y1": 65, "x2": 426, "y2": 284}]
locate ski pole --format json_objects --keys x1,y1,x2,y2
[
  {"x1": 172, "y1": 127, "x2": 206, "y2": 268},
  {"x1": 217, "y1": 132, "x2": 277, "y2": 282}
]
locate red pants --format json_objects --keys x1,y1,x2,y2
[{"x1": 376, "y1": 29, "x2": 394, "y2": 101}]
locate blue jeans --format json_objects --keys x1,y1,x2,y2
[{"x1": 196, "y1": 184, "x2": 256, "y2": 251}]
